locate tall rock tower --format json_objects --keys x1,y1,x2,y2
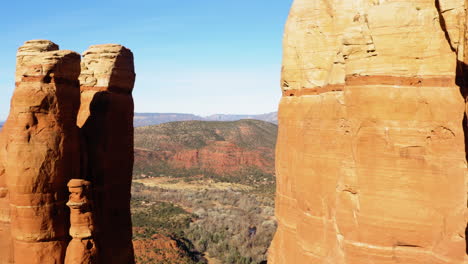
[
  {"x1": 0, "y1": 40, "x2": 136, "y2": 264},
  {"x1": 78, "y1": 44, "x2": 136, "y2": 264},
  {"x1": 269, "y1": 1, "x2": 468, "y2": 263},
  {"x1": 0, "y1": 40, "x2": 81, "y2": 263}
]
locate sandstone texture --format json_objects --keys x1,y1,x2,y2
[
  {"x1": 0, "y1": 40, "x2": 136, "y2": 264},
  {"x1": 269, "y1": 1, "x2": 468, "y2": 264},
  {"x1": 78, "y1": 44, "x2": 136, "y2": 264}
]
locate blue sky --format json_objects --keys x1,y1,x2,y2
[{"x1": 0, "y1": 0, "x2": 292, "y2": 120}]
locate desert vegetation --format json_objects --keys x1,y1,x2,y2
[
  {"x1": 131, "y1": 119, "x2": 277, "y2": 263},
  {"x1": 131, "y1": 179, "x2": 276, "y2": 264}
]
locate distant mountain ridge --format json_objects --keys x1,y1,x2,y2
[
  {"x1": 133, "y1": 119, "x2": 277, "y2": 180},
  {"x1": 0, "y1": 112, "x2": 277, "y2": 129},
  {"x1": 134, "y1": 112, "x2": 277, "y2": 127}
]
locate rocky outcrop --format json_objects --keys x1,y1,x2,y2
[
  {"x1": 0, "y1": 40, "x2": 81, "y2": 263},
  {"x1": 269, "y1": 1, "x2": 467, "y2": 264},
  {"x1": 78, "y1": 44, "x2": 136, "y2": 264},
  {"x1": 0, "y1": 40, "x2": 135, "y2": 264},
  {"x1": 133, "y1": 233, "x2": 194, "y2": 264}
]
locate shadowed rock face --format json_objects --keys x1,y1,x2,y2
[
  {"x1": 0, "y1": 40, "x2": 135, "y2": 264},
  {"x1": 269, "y1": 1, "x2": 467, "y2": 264},
  {"x1": 78, "y1": 44, "x2": 136, "y2": 264}
]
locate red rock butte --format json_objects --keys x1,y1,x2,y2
[
  {"x1": 0, "y1": 40, "x2": 135, "y2": 264},
  {"x1": 268, "y1": 1, "x2": 468, "y2": 264}
]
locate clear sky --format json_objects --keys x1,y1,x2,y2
[{"x1": 0, "y1": 0, "x2": 292, "y2": 120}]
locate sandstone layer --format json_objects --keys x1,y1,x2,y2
[
  {"x1": 78, "y1": 44, "x2": 136, "y2": 264},
  {"x1": 269, "y1": 1, "x2": 468, "y2": 264},
  {"x1": 0, "y1": 40, "x2": 81, "y2": 263}
]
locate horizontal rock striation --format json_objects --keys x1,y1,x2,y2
[{"x1": 269, "y1": 1, "x2": 468, "y2": 264}]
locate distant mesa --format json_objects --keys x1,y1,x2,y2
[
  {"x1": 133, "y1": 111, "x2": 277, "y2": 127},
  {"x1": 133, "y1": 119, "x2": 277, "y2": 180}
]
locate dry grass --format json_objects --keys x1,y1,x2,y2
[{"x1": 134, "y1": 177, "x2": 254, "y2": 192}]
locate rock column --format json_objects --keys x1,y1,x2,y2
[
  {"x1": 64, "y1": 179, "x2": 97, "y2": 264},
  {"x1": 78, "y1": 44, "x2": 136, "y2": 264},
  {"x1": 3, "y1": 40, "x2": 81, "y2": 264},
  {"x1": 269, "y1": 1, "x2": 467, "y2": 264}
]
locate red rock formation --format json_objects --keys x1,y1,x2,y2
[
  {"x1": 64, "y1": 179, "x2": 97, "y2": 264},
  {"x1": 0, "y1": 40, "x2": 136, "y2": 264},
  {"x1": 133, "y1": 233, "x2": 193, "y2": 264},
  {"x1": 269, "y1": 1, "x2": 468, "y2": 263},
  {"x1": 135, "y1": 143, "x2": 274, "y2": 175},
  {"x1": 0, "y1": 40, "x2": 81, "y2": 264},
  {"x1": 170, "y1": 143, "x2": 273, "y2": 174},
  {"x1": 133, "y1": 120, "x2": 277, "y2": 178},
  {"x1": 78, "y1": 44, "x2": 136, "y2": 264},
  {"x1": 0, "y1": 112, "x2": 12, "y2": 264}
]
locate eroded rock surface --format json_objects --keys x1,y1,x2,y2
[{"x1": 269, "y1": 1, "x2": 468, "y2": 263}]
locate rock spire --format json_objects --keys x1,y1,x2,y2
[{"x1": 0, "y1": 40, "x2": 136, "y2": 264}]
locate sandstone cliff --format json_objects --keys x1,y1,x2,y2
[
  {"x1": 269, "y1": 1, "x2": 468, "y2": 263},
  {"x1": 0, "y1": 40, "x2": 135, "y2": 264}
]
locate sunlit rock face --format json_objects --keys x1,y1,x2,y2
[
  {"x1": 0, "y1": 40, "x2": 81, "y2": 264},
  {"x1": 78, "y1": 44, "x2": 136, "y2": 264},
  {"x1": 269, "y1": 1, "x2": 468, "y2": 263}
]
